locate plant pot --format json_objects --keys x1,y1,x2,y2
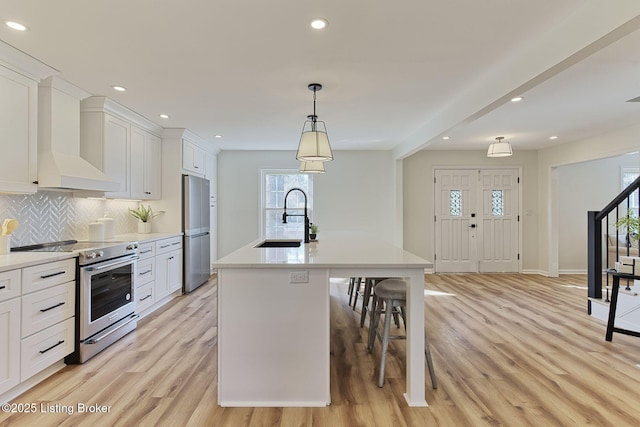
[
  {"x1": 309, "y1": 233, "x2": 317, "y2": 241},
  {"x1": 138, "y1": 222, "x2": 152, "y2": 234}
]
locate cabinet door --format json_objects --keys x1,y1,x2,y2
[
  {"x1": 0, "y1": 298, "x2": 20, "y2": 394},
  {"x1": 104, "y1": 114, "x2": 130, "y2": 198},
  {"x1": 131, "y1": 126, "x2": 161, "y2": 200},
  {"x1": 130, "y1": 125, "x2": 145, "y2": 199},
  {"x1": 0, "y1": 66, "x2": 37, "y2": 193},
  {"x1": 182, "y1": 140, "x2": 205, "y2": 175},
  {"x1": 207, "y1": 154, "x2": 218, "y2": 266},
  {"x1": 156, "y1": 249, "x2": 182, "y2": 300},
  {"x1": 144, "y1": 132, "x2": 162, "y2": 199}
]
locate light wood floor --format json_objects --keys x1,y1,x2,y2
[{"x1": 2, "y1": 274, "x2": 640, "y2": 426}]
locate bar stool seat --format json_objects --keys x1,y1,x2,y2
[{"x1": 367, "y1": 278, "x2": 437, "y2": 389}]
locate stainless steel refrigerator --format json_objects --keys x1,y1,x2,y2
[{"x1": 182, "y1": 174, "x2": 211, "y2": 293}]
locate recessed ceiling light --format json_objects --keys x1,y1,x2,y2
[
  {"x1": 310, "y1": 18, "x2": 328, "y2": 30},
  {"x1": 159, "y1": 114, "x2": 169, "y2": 119},
  {"x1": 549, "y1": 136, "x2": 558, "y2": 140},
  {"x1": 112, "y1": 85, "x2": 127, "y2": 92},
  {"x1": 442, "y1": 136, "x2": 450, "y2": 140},
  {"x1": 215, "y1": 135, "x2": 223, "y2": 139},
  {"x1": 5, "y1": 21, "x2": 28, "y2": 31},
  {"x1": 511, "y1": 96, "x2": 523, "y2": 102}
]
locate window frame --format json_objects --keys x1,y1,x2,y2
[{"x1": 259, "y1": 169, "x2": 314, "y2": 238}]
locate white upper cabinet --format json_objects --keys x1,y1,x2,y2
[
  {"x1": 0, "y1": 65, "x2": 38, "y2": 193},
  {"x1": 130, "y1": 125, "x2": 162, "y2": 200},
  {"x1": 182, "y1": 139, "x2": 206, "y2": 176},
  {"x1": 81, "y1": 97, "x2": 162, "y2": 200}
]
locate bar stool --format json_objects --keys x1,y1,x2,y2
[
  {"x1": 367, "y1": 278, "x2": 437, "y2": 389},
  {"x1": 360, "y1": 277, "x2": 401, "y2": 328}
]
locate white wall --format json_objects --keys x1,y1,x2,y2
[
  {"x1": 537, "y1": 122, "x2": 640, "y2": 276},
  {"x1": 557, "y1": 154, "x2": 640, "y2": 273},
  {"x1": 217, "y1": 150, "x2": 397, "y2": 257},
  {"x1": 402, "y1": 149, "x2": 540, "y2": 271}
]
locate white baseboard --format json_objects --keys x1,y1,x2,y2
[{"x1": 558, "y1": 269, "x2": 588, "y2": 275}]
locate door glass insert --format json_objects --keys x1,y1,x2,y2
[
  {"x1": 450, "y1": 190, "x2": 462, "y2": 216},
  {"x1": 491, "y1": 190, "x2": 504, "y2": 216}
]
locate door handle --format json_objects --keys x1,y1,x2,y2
[{"x1": 469, "y1": 224, "x2": 477, "y2": 228}]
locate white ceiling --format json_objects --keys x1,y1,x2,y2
[{"x1": 1, "y1": 1, "x2": 639, "y2": 157}]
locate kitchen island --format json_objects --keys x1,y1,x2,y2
[{"x1": 215, "y1": 232, "x2": 433, "y2": 407}]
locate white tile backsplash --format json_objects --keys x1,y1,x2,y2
[{"x1": 0, "y1": 191, "x2": 140, "y2": 247}]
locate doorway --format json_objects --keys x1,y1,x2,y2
[{"x1": 434, "y1": 168, "x2": 520, "y2": 273}]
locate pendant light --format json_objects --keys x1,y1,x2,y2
[
  {"x1": 296, "y1": 83, "x2": 333, "y2": 162},
  {"x1": 299, "y1": 161, "x2": 326, "y2": 174},
  {"x1": 487, "y1": 136, "x2": 513, "y2": 157}
]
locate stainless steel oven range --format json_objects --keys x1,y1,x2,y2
[{"x1": 12, "y1": 240, "x2": 139, "y2": 363}]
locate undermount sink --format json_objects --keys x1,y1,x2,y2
[{"x1": 255, "y1": 239, "x2": 302, "y2": 248}]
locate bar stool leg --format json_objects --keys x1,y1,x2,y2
[
  {"x1": 351, "y1": 277, "x2": 363, "y2": 310},
  {"x1": 378, "y1": 298, "x2": 395, "y2": 387},
  {"x1": 424, "y1": 330, "x2": 437, "y2": 389},
  {"x1": 347, "y1": 277, "x2": 355, "y2": 306},
  {"x1": 367, "y1": 294, "x2": 380, "y2": 352},
  {"x1": 360, "y1": 278, "x2": 374, "y2": 327}
]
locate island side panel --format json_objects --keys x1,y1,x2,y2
[{"x1": 218, "y1": 268, "x2": 331, "y2": 407}]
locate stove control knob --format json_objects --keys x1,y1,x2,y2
[
  {"x1": 126, "y1": 243, "x2": 138, "y2": 251},
  {"x1": 87, "y1": 252, "x2": 97, "y2": 259},
  {"x1": 96, "y1": 251, "x2": 104, "y2": 258}
]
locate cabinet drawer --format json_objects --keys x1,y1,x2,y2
[
  {"x1": 136, "y1": 258, "x2": 155, "y2": 285},
  {"x1": 136, "y1": 282, "x2": 155, "y2": 313},
  {"x1": 156, "y1": 236, "x2": 182, "y2": 254},
  {"x1": 22, "y1": 258, "x2": 76, "y2": 294},
  {"x1": 21, "y1": 317, "x2": 74, "y2": 382},
  {"x1": 137, "y1": 242, "x2": 155, "y2": 259},
  {"x1": 0, "y1": 269, "x2": 21, "y2": 302},
  {"x1": 21, "y1": 281, "x2": 75, "y2": 338}
]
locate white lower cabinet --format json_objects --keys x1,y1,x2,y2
[
  {"x1": 156, "y1": 249, "x2": 182, "y2": 300},
  {"x1": 21, "y1": 281, "x2": 75, "y2": 338},
  {"x1": 135, "y1": 236, "x2": 182, "y2": 317},
  {"x1": 0, "y1": 298, "x2": 20, "y2": 395},
  {"x1": 20, "y1": 317, "x2": 74, "y2": 381},
  {"x1": 0, "y1": 257, "x2": 77, "y2": 399},
  {"x1": 136, "y1": 282, "x2": 155, "y2": 313}
]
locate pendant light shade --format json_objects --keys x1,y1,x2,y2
[
  {"x1": 487, "y1": 136, "x2": 513, "y2": 157},
  {"x1": 299, "y1": 160, "x2": 326, "y2": 174},
  {"x1": 296, "y1": 83, "x2": 333, "y2": 162}
]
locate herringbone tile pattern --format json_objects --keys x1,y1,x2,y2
[{"x1": 0, "y1": 191, "x2": 139, "y2": 246}]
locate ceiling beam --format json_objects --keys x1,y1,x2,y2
[{"x1": 392, "y1": 1, "x2": 640, "y2": 160}]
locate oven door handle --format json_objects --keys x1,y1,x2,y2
[{"x1": 84, "y1": 255, "x2": 139, "y2": 272}]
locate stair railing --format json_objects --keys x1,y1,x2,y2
[{"x1": 587, "y1": 174, "x2": 640, "y2": 301}]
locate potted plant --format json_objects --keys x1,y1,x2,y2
[
  {"x1": 129, "y1": 204, "x2": 165, "y2": 234},
  {"x1": 615, "y1": 212, "x2": 640, "y2": 246},
  {"x1": 310, "y1": 223, "x2": 318, "y2": 241}
]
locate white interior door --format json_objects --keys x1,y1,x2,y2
[{"x1": 435, "y1": 169, "x2": 519, "y2": 273}]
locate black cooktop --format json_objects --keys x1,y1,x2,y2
[{"x1": 11, "y1": 240, "x2": 123, "y2": 253}]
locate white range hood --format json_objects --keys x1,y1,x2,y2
[{"x1": 37, "y1": 77, "x2": 119, "y2": 192}]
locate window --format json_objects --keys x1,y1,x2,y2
[
  {"x1": 622, "y1": 167, "x2": 640, "y2": 217},
  {"x1": 491, "y1": 190, "x2": 504, "y2": 216},
  {"x1": 449, "y1": 190, "x2": 462, "y2": 216},
  {"x1": 261, "y1": 169, "x2": 313, "y2": 238}
]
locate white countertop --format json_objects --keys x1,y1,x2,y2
[
  {"x1": 0, "y1": 232, "x2": 183, "y2": 272},
  {"x1": 0, "y1": 251, "x2": 78, "y2": 273},
  {"x1": 215, "y1": 232, "x2": 432, "y2": 269},
  {"x1": 115, "y1": 232, "x2": 183, "y2": 244}
]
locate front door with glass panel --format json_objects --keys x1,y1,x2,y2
[{"x1": 435, "y1": 169, "x2": 519, "y2": 273}]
